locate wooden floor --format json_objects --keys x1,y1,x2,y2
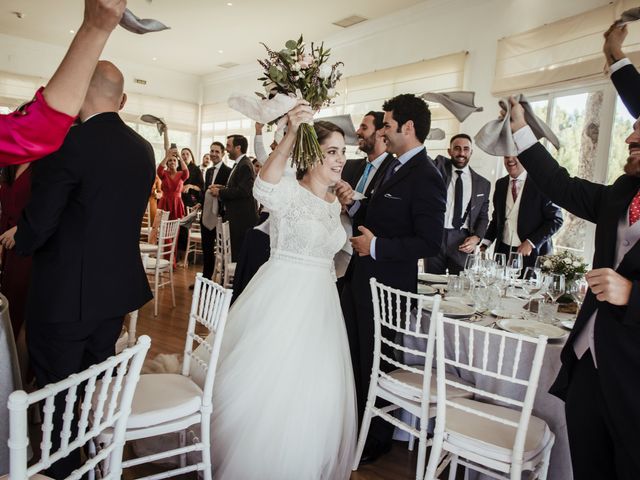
[{"x1": 130, "y1": 259, "x2": 435, "y2": 480}]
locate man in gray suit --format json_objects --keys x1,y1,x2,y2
[{"x1": 426, "y1": 133, "x2": 490, "y2": 274}]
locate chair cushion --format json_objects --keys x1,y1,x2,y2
[
  {"x1": 145, "y1": 257, "x2": 170, "y2": 270},
  {"x1": 444, "y1": 397, "x2": 551, "y2": 463},
  {"x1": 378, "y1": 368, "x2": 473, "y2": 402},
  {"x1": 189, "y1": 233, "x2": 202, "y2": 241},
  {"x1": 139, "y1": 242, "x2": 157, "y2": 253},
  {"x1": 140, "y1": 227, "x2": 151, "y2": 235},
  {"x1": 127, "y1": 373, "x2": 203, "y2": 429}
]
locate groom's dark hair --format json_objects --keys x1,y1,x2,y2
[{"x1": 382, "y1": 94, "x2": 431, "y2": 143}]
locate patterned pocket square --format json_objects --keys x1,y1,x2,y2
[{"x1": 384, "y1": 193, "x2": 402, "y2": 200}]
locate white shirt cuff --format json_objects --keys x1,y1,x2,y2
[
  {"x1": 481, "y1": 239, "x2": 492, "y2": 247},
  {"x1": 370, "y1": 237, "x2": 377, "y2": 260},
  {"x1": 610, "y1": 57, "x2": 631, "y2": 75},
  {"x1": 513, "y1": 125, "x2": 538, "y2": 155},
  {"x1": 526, "y1": 239, "x2": 536, "y2": 249}
]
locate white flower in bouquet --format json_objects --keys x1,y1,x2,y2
[
  {"x1": 564, "y1": 258, "x2": 572, "y2": 265},
  {"x1": 318, "y1": 63, "x2": 332, "y2": 79},
  {"x1": 257, "y1": 35, "x2": 344, "y2": 170},
  {"x1": 539, "y1": 251, "x2": 589, "y2": 282},
  {"x1": 544, "y1": 260, "x2": 553, "y2": 268},
  {"x1": 573, "y1": 261, "x2": 581, "y2": 267}
]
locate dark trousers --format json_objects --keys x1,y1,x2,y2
[
  {"x1": 340, "y1": 276, "x2": 395, "y2": 448},
  {"x1": 426, "y1": 228, "x2": 470, "y2": 275},
  {"x1": 27, "y1": 316, "x2": 124, "y2": 479},
  {"x1": 565, "y1": 351, "x2": 640, "y2": 480},
  {"x1": 231, "y1": 227, "x2": 270, "y2": 304},
  {"x1": 494, "y1": 241, "x2": 538, "y2": 270},
  {"x1": 201, "y1": 223, "x2": 216, "y2": 280}
]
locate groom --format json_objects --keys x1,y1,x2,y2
[{"x1": 338, "y1": 93, "x2": 446, "y2": 463}]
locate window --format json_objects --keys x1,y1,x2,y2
[
  {"x1": 125, "y1": 120, "x2": 194, "y2": 165},
  {"x1": 607, "y1": 97, "x2": 635, "y2": 184}
]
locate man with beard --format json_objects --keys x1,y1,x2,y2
[
  {"x1": 427, "y1": 134, "x2": 490, "y2": 274},
  {"x1": 480, "y1": 155, "x2": 563, "y2": 270},
  {"x1": 507, "y1": 98, "x2": 640, "y2": 479},
  {"x1": 337, "y1": 111, "x2": 395, "y2": 286}
]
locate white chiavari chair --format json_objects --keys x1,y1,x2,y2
[
  {"x1": 425, "y1": 315, "x2": 554, "y2": 480},
  {"x1": 352, "y1": 279, "x2": 472, "y2": 480},
  {"x1": 221, "y1": 221, "x2": 235, "y2": 289},
  {"x1": 114, "y1": 274, "x2": 232, "y2": 479},
  {"x1": 3, "y1": 336, "x2": 150, "y2": 480},
  {"x1": 140, "y1": 209, "x2": 169, "y2": 255},
  {"x1": 140, "y1": 205, "x2": 152, "y2": 242},
  {"x1": 145, "y1": 218, "x2": 181, "y2": 316},
  {"x1": 183, "y1": 207, "x2": 203, "y2": 267}
]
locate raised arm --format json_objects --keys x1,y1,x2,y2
[
  {"x1": 254, "y1": 122, "x2": 270, "y2": 165},
  {"x1": 43, "y1": 0, "x2": 126, "y2": 116},
  {"x1": 258, "y1": 101, "x2": 312, "y2": 184},
  {"x1": 603, "y1": 22, "x2": 640, "y2": 119}
]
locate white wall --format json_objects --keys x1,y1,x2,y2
[
  {"x1": 0, "y1": 33, "x2": 201, "y2": 104},
  {"x1": 200, "y1": 0, "x2": 611, "y2": 181}
]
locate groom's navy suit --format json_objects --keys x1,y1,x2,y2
[{"x1": 341, "y1": 146, "x2": 446, "y2": 446}]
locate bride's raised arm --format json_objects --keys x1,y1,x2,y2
[{"x1": 259, "y1": 100, "x2": 313, "y2": 184}]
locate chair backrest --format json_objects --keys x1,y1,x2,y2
[
  {"x1": 369, "y1": 278, "x2": 440, "y2": 417},
  {"x1": 433, "y1": 314, "x2": 548, "y2": 464},
  {"x1": 142, "y1": 205, "x2": 151, "y2": 229},
  {"x1": 221, "y1": 221, "x2": 232, "y2": 266},
  {"x1": 8, "y1": 336, "x2": 151, "y2": 480},
  {"x1": 182, "y1": 274, "x2": 233, "y2": 406},
  {"x1": 148, "y1": 209, "x2": 169, "y2": 245},
  {"x1": 156, "y1": 218, "x2": 181, "y2": 263}
]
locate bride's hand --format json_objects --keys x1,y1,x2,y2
[{"x1": 286, "y1": 101, "x2": 313, "y2": 135}]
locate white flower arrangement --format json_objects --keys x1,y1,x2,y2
[{"x1": 539, "y1": 251, "x2": 589, "y2": 282}]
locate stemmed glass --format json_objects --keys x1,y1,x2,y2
[
  {"x1": 568, "y1": 277, "x2": 588, "y2": 311},
  {"x1": 522, "y1": 267, "x2": 543, "y2": 318},
  {"x1": 493, "y1": 253, "x2": 506, "y2": 269},
  {"x1": 506, "y1": 252, "x2": 523, "y2": 295},
  {"x1": 547, "y1": 273, "x2": 566, "y2": 303}
]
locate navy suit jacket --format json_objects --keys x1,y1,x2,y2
[
  {"x1": 611, "y1": 62, "x2": 640, "y2": 119},
  {"x1": 15, "y1": 113, "x2": 155, "y2": 324},
  {"x1": 519, "y1": 142, "x2": 640, "y2": 447},
  {"x1": 352, "y1": 147, "x2": 446, "y2": 294}
]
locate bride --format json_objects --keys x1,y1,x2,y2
[{"x1": 209, "y1": 101, "x2": 357, "y2": 479}]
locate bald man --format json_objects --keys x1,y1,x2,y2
[{"x1": 14, "y1": 61, "x2": 155, "y2": 477}]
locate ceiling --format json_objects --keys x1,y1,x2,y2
[{"x1": 0, "y1": 0, "x2": 426, "y2": 76}]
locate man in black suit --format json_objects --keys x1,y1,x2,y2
[
  {"x1": 427, "y1": 134, "x2": 491, "y2": 274},
  {"x1": 508, "y1": 98, "x2": 640, "y2": 479},
  {"x1": 11, "y1": 61, "x2": 155, "y2": 477},
  {"x1": 209, "y1": 134, "x2": 258, "y2": 261},
  {"x1": 337, "y1": 111, "x2": 395, "y2": 288},
  {"x1": 604, "y1": 22, "x2": 640, "y2": 119},
  {"x1": 198, "y1": 141, "x2": 232, "y2": 283},
  {"x1": 337, "y1": 94, "x2": 446, "y2": 463},
  {"x1": 480, "y1": 155, "x2": 563, "y2": 269}
]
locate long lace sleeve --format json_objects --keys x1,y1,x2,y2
[{"x1": 253, "y1": 175, "x2": 296, "y2": 213}]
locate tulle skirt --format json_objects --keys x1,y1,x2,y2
[{"x1": 211, "y1": 250, "x2": 357, "y2": 480}]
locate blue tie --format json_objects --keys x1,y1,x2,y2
[{"x1": 355, "y1": 162, "x2": 373, "y2": 194}]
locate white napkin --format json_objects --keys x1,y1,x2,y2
[
  {"x1": 119, "y1": 9, "x2": 170, "y2": 34},
  {"x1": 228, "y1": 93, "x2": 298, "y2": 125}
]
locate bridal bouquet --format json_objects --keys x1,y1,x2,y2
[
  {"x1": 539, "y1": 251, "x2": 588, "y2": 282},
  {"x1": 257, "y1": 35, "x2": 343, "y2": 170}
]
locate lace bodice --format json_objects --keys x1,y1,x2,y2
[{"x1": 253, "y1": 175, "x2": 346, "y2": 262}]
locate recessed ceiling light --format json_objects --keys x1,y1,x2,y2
[
  {"x1": 218, "y1": 50, "x2": 224, "y2": 54},
  {"x1": 226, "y1": 2, "x2": 233, "y2": 6},
  {"x1": 152, "y1": 57, "x2": 157, "y2": 61},
  {"x1": 69, "y1": 29, "x2": 75, "y2": 34}
]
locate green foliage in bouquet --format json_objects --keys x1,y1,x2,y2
[{"x1": 257, "y1": 35, "x2": 343, "y2": 171}]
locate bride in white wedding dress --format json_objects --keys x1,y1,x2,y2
[{"x1": 208, "y1": 102, "x2": 357, "y2": 479}]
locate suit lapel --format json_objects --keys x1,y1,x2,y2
[
  {"x1": 374, "y1": 150, "x2": 426, "y2": 196},
  {"x1": 366, "y1": 154, "x2": 395, "y2": 197}
]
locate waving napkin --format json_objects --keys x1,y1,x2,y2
[
  {"x1": 119, "y1": 9, "x2": 170, "y2": 34},
  {"x1": 140, "y1": 114, "x2": 166, "y2": 135},
  {"x1": 421, "y1": 91, "x2": 483, "y2": 122},
  {"x1": 426, "y1": 128, "x2": 445, "y2": 141},
  {"x1": 474, "y1": 94, "x2": 560, "y2": 157},
  {"x1": 228, "y1": 93, "x2": 298, "y2": 125},
  {"x1": 618, "y1": 6, "x2": 640, "y2": 25}
]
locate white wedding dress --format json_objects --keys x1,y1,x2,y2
[{"x1": 207, "y1": 174, "x2": 357, "y2": 479}]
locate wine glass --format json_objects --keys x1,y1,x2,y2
[
  {"x1": 522, "y1": 267, "x2": 543, "y2": 317},
  {"x1": 547, "y1": 273, "x2": 566, "y2": 303},
  {"x1": 493, "y1": 253, "x2": 506, "y2": 269},
  {"x1": 568, "y1": 277, "x2": 588, "y2": 310},
  {"x1": 506, "y1": 252, "x2": 523, "y2": 294}
]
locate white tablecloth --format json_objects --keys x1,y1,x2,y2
[
  {"x1": 0, "y1": 294, "x2": 21, "y2": 475},
  {"x1": 400, "y1": 296, "x2": 572, "y2": 480}
]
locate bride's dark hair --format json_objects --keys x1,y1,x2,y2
[{"x1": 296, "y1": 120, "x2": 345, "y2": 179}]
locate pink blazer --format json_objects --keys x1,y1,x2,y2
[{"x1": 0, "y1": 87, "x2": 76, "y2": 167}]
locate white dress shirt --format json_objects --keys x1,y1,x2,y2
[{"x1": 444, "y1": 165, "x2": 472, "y2": 229}]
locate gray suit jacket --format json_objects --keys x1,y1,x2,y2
[{"x1": 433, "y1": 155, "x2": 490, "y2": 238}]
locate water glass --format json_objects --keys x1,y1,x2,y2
[{"x1": 538, "y1": 301, "x2": 558, "y2": 324}]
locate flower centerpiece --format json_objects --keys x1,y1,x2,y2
[
  {"x1": 256, "y1": 35, "x2": 343, "y2": 170},
  {"x1": 538, "y1": 250, "x2": 589, "y2": 282}
]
